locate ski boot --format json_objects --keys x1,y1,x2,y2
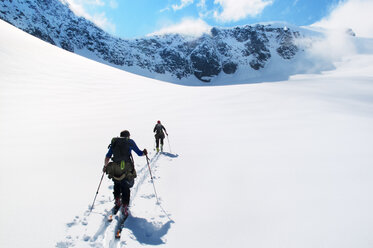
[{"x1": 108, "y1": 197, "x2": 121, "y2": 222}]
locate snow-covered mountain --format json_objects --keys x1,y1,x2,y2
[{"x1": 0, "y1": 0, "x2": 341, "y2": 84}]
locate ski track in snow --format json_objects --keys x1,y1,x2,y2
[{"x1": 56, "y1": 151, "x2": 177, "y2": 247}]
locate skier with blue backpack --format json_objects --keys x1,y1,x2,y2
[{"x1": 103, "y1": 130, "x2": 147, "y2": 217}]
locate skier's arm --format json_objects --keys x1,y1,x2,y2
[
  {"x1": 103, "y1": 147, "x2": 113, "y2": 171},
  {"x1": 162, "y1": 125, "x2": 168, "y2": 135},
  {"x1": 129, "y1": 139, "x2": 146, "y2": 156},
  {"x1": 104, "y1": 157, "x2": 110, "y2": 166}
]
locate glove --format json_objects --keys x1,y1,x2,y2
[
  {"x1": 102, "y1": 165, "x2": 107, "y2": 173},
  {"x1": 143, "y1": 149, "x2": 148, "y2": 156}
]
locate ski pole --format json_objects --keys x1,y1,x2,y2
[
  {"x1": 90, "y1": 170, "x2": 105, "y2": 212},
  {"x1": 146, "y1": 155, "x2": 156, "y2": 183},
  {"x1": 166, "y1": 134, "x2": 172, "y2": 153},
  {"x1": 145, "y1": 155, "x2": 173, "y2": 221},
  {"x1": 145, "y1": 155, "x2": 161, "y2": 204}
]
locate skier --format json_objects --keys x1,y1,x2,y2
[
  {"x1": 153, "y1": 120, "x2": 168, "y2": 152},
  {"x1": 103, "y1": 130, "x2": 147, "y2": 216}
]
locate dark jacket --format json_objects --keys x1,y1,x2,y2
[{"x1": 154, "y1": 123, "x2": 167, "y2": 138}]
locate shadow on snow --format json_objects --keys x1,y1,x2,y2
[
  {"x1": 125, "y1": 216, "x2": 174, "y2": 245},
  {"x1": 161, "y1": 152, "x2": 179, "y2": 158}
]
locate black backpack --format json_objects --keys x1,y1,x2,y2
[
  {"x1": 111, "y1": 137, "x2": 131, "y2": 163},
  {"x1": 105, "y1": 137, "x2": 137, "y2": 182}
]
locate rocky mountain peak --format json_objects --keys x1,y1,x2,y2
[{"x1": 0, "y1": 0, "x2": 319, "y2": 84}]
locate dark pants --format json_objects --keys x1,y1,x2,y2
[
  {"x1": 113, "y1": 179, "x2": 134, "y2": 206},
  {"x1": 155, "y1": 133, "x2": 165, "y2": 148}
]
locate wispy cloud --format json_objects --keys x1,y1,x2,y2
[
  {"x1": 172, "y1": 0, "x2": 194, "y2": 11},
  {"x1": 306, "y1": 29, "x2": 357, "y2": 65},
  {"x1": 213, "y1": 0, "x2": 273, "y2": 22},
  {"x1": 197, "y1": 0, "x2": 207, "y2": 8},
  {"x1": 76, "y1": 0, "x2": 105, "y2": 6},
  {"x1": 300, "y1": 0, "x2": 373, "y2": 70},
  {"x1": 313, "y1": 0, "x2": 373, "y2": 38},
  {"x1": 62, "y1": 0, "x2": 91, "y2": 18},
  {"x1": 109, "y1": 0, "x2": 118, "y2": 9},
  {"x1": 159, "y1": 6, "x2": 171, "y2": 13},
  {"x1": 62, "y1": 0, "x2": 116, "y2": 33},
  {"x1": 148, "y1": 18, "x2": 211, "y2": 37},
  {"x1": 92, "y1": 12, "x2": 116, "y2": 33}
]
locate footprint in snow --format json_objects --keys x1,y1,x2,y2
[
  {"x1": 141, "y1": 194, "x2": 155, "y2": 199},
  {"x1": 66, "y1": 216, "x2": 80, "y2": 227},
  {"x1": 82, "y1": 234, "x2": 90, "y2": 242},
  {"x1": 82, "y1": 219, "x2": 88, "y2": 225},
  {"x1": 55, "y1": 241, "x2": 73, "y2": 248}
]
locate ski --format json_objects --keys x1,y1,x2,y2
[{"x1": 115, "y1": 214, "x2": 129, "y2": 239}]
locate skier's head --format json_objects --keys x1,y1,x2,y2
[
  {"x1": 157, "y1": 120, "x2": 161, "y2": 124},
  {"x1": 120, "y1": 130, "x2": 130, "y2": 138}
]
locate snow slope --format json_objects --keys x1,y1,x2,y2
[{"x1": 1, "y1": 19, "x2": 373, "y2": 248}]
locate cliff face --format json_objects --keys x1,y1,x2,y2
[{"x1": 1, "y1": 0, "x2": 315, "y2": 84}]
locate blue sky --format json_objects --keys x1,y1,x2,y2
[{"x1": 63, "y1": 0, "x2": 372, "y2": 38}]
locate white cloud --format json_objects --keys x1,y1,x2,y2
[
  {"x1": 305, "y1": 30, "x2": 357, "y2": 66},
  {"x1": 109, "y1": 0, "x2": 118, "y2": 9},
  {"x1": 62, "y1": 0, "x2": 92, "y2": 18},
  {"x1": 74, "y1": 0, "x2": 105, "y2": 6},
  {"x1": 62, "y1": 0, "x2": 116, "y2": 33},
  {"x1": 148, "y1": 18, "x2": 211, "y2": 37},
  {"x1": 213, "y1": 0, "x2": 273, "y2": 22},
  {"x1": 300, "y1": 0, "x2": 373, "y2": 70},
  {"x1": 197, "y1": 0, "x2": 207, "y2": 8},
  {"x1": 312, "y1": 0, "x2": 373, "y2": 38},
  {"x1": 159, "y1": 6, "x2": 171, "y2": 13},
  {"x1": 91, "y1": 0, "x2": 105, "y2": 6},
  {"x1": 172, "y1": 0, "x2": 194, "y2": 11},
  {"x1": 92, "y1": 12, "x2": 116, "y2": 33}
]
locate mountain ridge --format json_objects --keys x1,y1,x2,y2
[{"x1": 0, "y1": 0, "x2": 333, "y2": 84}]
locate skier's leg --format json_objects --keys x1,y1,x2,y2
[
  {"x1": 113, "y1": 180, "x2": 121, "y2": 208},
  {"x1": 120, "y1": 180, "x2": 130, "y2": 216},
  {"x1": 160, "y1": 137, "x2": 164, "y2": 151}
]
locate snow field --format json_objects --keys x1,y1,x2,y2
[{"x1": 1, "y1": 20, "x2": 373, "y2": 248}]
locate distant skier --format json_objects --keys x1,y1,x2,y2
[
  {"x1": 103, "y1": 130, "x2": 147, "y2": 216},
  {"x1": 153, "y1": 120, "x2": 168, "y2": 152}
]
